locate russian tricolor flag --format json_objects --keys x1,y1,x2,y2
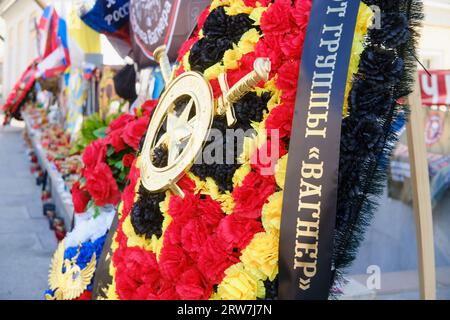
[{"x1": 36, "y1": 5, "x2": 71, "y2": 78}]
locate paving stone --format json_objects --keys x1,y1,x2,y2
[
  {"x1": 0, "y1": 205, "x2": 29, "y2": 220},
  {"x1": 0, "y1": 121, "x2": 54, "y2": 300}
]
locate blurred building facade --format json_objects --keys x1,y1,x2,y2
[
  {"x1": 420, "y1": 0, "x2": 450, "y2": 69},
  {"x1": 0, "y1": 0, "x2": 123, "y2": 101}
]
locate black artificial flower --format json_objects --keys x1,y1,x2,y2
[
  {"x1": 189, "y1": 7, "x2": 254, "y2": 72},
  {"x1": 358, "y1": 47, "x2": 404, "y2": 86},
  {"x1": 349, "y1": 79, "x2": 394, "y2": 117},
  {"x1": 191, "y1": 92, "x2": 270, "y2": 192},
  {"x1": 234, "y1": 92, "x2": 271, "y2": 131},
  {"x1": 130, "y1": 186, "x2": 166, "y2": 239},
  {"x1": 370, "y1": 12, "x2": 411, "y2": 48},
  {"x1": 259, "y1": 277, "x2": 278, "y2": 300},
  {"x1": 341, "y1": 115, "x2": 384, "y2": 157}
]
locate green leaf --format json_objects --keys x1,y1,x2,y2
[
  {"x1": 93, "y1": 206, "x2": 101, "y2": 219},
  {"x1": 107, "y1": 145, "x2": 115, "y2": 157},
  {"x1": 86, "y1": 198, "x2": 94, "y2": 211},
  {"x1": 93, "y1": 127, "x2": 108, "y2": 139},
  {"x1": 114, "y1": 160, "x2": 124, "y2": 171}
]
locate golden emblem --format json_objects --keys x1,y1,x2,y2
[
  {"x1": 140, "y1": 46, "x2": 271, "y2": 198},
  {"x1": 46, "y1": 240, "x2": 97, "y2": 300},
  {"x1": 140, "y1": 71, "x2": 215, "y2": 198}
]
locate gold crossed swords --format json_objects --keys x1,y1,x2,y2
[{"x1": 154, "y1": 45, "x2": 271, "y2": 128}]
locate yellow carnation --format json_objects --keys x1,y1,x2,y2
[
  {"x1": 275, "y1": 154, "x2": 288, "y2": 189},
  {"x1": 218, "y1": 192, "x2": 235, "y2": 214},
  {"x1": 204, "y1": 63, "x2": 225, "y2": 80},
  {"x1": 250, "y1": 6, "x2": 267, "y2": 25},
  {"x1": 182, "y1": 51, "x2": 191, "y2": 71},
  {"x1": 232, "y1": 163, "x2": 252, "y2": 188},
  {"x1": 237, "y1": 29, "x2": 260, "y2": 55},
  {"x1": 210, "y1": 0, "x2": 230, "y2": 11},
  {"x1": 225, "y1": 0, "x2": 253, "y2": 15},
  {"x1": 186, "y1": 172, "x2": 207, "y2": 194},
  {"x1": 240, "y1": 232, "x2": 279, "y2": 281},
  {"x1": 217, "y1": 263, "x2": 265, "y2": 300},
  {"x1": 223, "y1": 46, "x2": 242, "y2": 70},
  {"x1": 343, "y1": 3, "x2": 373, "y2": 116},
  {"x1": 261, "y1": 191, "x2": 283, "y2": 234},
  {"x1": 123, "y1": 215, "x2": 155, "y2": 252}
]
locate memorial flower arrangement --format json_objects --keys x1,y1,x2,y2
[
  {"x1": 71, "y1": 104, "x2": 155, "y2": 213},
  {"x1": 91, "y1": 0, "x2": 424, "y2": 300},
  {"x1": 44, "y1": 208, "x2": 115, "y2": 300},
  {"x1": 46, "y1": 102, "x2": 156, "y2": 300}
]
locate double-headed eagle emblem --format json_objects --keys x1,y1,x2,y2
[{"x1": 46, "y1": 240, "x2": 96, "y2": 300}]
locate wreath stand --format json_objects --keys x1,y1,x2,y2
[{"x1": 406, "y1": 73, "x2": 437, "y2": 300}]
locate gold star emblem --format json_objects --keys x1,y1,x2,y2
[
  {"x1": 154, "y1": 98, "x2": 196, "y2": 165},
  {"x1": 140, "y1": 46, "x2": 271, "y2": 198}
]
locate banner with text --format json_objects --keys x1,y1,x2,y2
[
  {"x1": 278, "y1": 0, "x2": 361, "y2": 300},
  {"x1": 420, "y1": 70, "x2": 450, "y2": 106},
  {"x1": 129, "y1": 0, "x2": 210, "y2": 68}
]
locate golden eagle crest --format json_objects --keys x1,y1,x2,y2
[{"x1": 46, "y1": 240, "x2": 96, "y2": 300}]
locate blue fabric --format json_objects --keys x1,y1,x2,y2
[
  {"x1": 45, "y1": 234, "x2": 107, "y2": 299},
  {"x1": 80, "y1": 0, "x2": 129, "y2": 34},
  {"x1": 63, "y1": 234, "x2": 107, "y2": 270},
  {"x1": 152, "y1": 68, "x2": 165, "y2": 100}
]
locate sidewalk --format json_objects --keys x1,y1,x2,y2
[{"x1": 0, "y1": 117, "x2": 56, "y2": 300}]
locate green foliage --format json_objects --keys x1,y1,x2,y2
[{"x1": 70, "y1": 113, "x2": 121, "y2": 155}]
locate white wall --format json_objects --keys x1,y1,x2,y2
[
  {"x1": 420, "y1": 0, "x2": 450, "y2": 69},
  {"x1": 1, "y1": 0, "x2": 41, "y2": 98}
]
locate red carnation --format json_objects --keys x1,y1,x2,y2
[
  {"x1": 73, "y1": 290, "x2": 92, "y2": 300},
  {"x1": 292, "y1": 0, "x2": 313, "y2": 29},
  {"x1": 244, "y1": 0, "x2": 271, "y2": 6},
  {"x1": 232, "y1": 171, "x2": 276, "y2": 219},
  {"x1": 216, "y1": 214, "x2": 263, "y2": 252},
  {"x1": 209, "y1": 78, "x2": 222, "y2": 99},
  {"x1": 279, "y1": 31, "x2": 305, "y2": 60},
  {"x1": 177, "y1": 175, "x2": 196, "y2": 193},
  {"x1": 122, "y1": 157, "x2": 140, "y2": 215},
  {"x1": 159, "y1": 244, "x2": 190, "y2": 281},
  {"x1": 177, "y1": 36, "x2": 198, "y2": 62},
  {"x1": 197, "y1": 195, "x2": 225, "y2": 228},
  {"x1": 176, "y1": 267, "x2": 211, "y2": 300},
  {"x1": 180, "y1": 218, "x2": 210, "y2": 259},
  {"x1": 84, "y1": 163, "x2": 121, "y2": 207},
  {"x1": 106, "y1": 129, "x2": 126, "y2": 152},
  {"x1": 197, "y1": 6, "x2": 210, "y2": 31},
  {"x1": 251, "y1": 138, "x2": 288, "y2": 176},
  {"x1": 227, "y1": 53, "x2": 257, "y2": 88},
  {"x1": 265, "y1": 103, "x2": 295, "y2": 138},
  {"x1": 82, "y1": 140, "x2": 107, "y2": 169},
  {"x1": 260, "y1": 0, "x2": 293, "y2": 36},
  {"x1": 277, "y1": 60, "x2": 301, "y2": 103},
  {"x1": 122, "y1": 116, "x2": 150, "y2": 150},
  {"x1": 168, "y1": 192, "x2": 199, "y2": 221},
  {"x1": 255, "y1": 37, "x2": 283, "y2": 73},
  {"x1": 140, "y1": 99, "x2": 158, "y2": 118},
  {"x1": 197, "y1": 237, "x2": 239, "y2": 284},
  {"x1": 71, "y1": 181, "x2": 91, "y2": 214},
  {"x1": 164, "y1": 219, "x2": 184, "y2": 246},
  {"x1": 122, "y1": 153, "x2": 135, "y2": 168},
  {"x1": 175, "y1": 64, "x2": 186, "y2": 77},
  {"x1": 115, "y1": 247, "x2": 167, "y2": 300},
  {"x1": 107, "y1": 114, "x2": 135, "y2": 133}
]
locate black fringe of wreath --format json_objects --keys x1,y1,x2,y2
[{"x1": 331, "y1": 0, "x2": 424, "y2": 291}]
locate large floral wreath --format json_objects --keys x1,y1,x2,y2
[{"x1": 98, "y1": 0, "x2": 421, "y2": 300}]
